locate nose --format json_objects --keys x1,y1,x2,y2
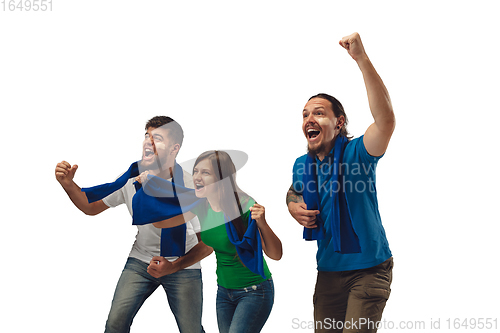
[
  {"x1": 144, "y1": 137, "x2": 155, "y2": 151},
  {"x1": 303, "y1": 113, "x2": 315, "y2": 126}
]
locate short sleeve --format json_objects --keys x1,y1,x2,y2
[
  {"x1": 343, "y1": 136, "x2": 382, "y2": 178},
  {"x1": 292, "y1": 155, "x2": 307, "y2": 193},
  {"x1": 358, "y1": 135, "x2": 384, "y2": 164},
  {"x1": 101, "y1": 182, "x2": 127, "y2": 208}
]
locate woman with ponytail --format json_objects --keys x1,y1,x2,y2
[{"x1": 150, "y1": 150, "x2": 282, "y2": 333}]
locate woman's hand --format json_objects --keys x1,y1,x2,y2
[
  {"x1": 250, "y1": 203, "x2": 283, "y2": 260},
  {"x1": 135, "y1": 171, "x2": 150, "y2": 184},
  {"x1": 249, "y1": 203, "x2": 266, "y2": 225}
]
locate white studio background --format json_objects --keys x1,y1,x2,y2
[{"x1": 1, "y1": 1, "x2": 499, "y2": 332}]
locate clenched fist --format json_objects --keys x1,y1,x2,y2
[
  {"x1": 55, "y1": 161, "x2": 78, "y2": 188},
  {"x1": 288, "y1": 202, "x2": 320, "y2": 229},
  {"x1": 249, "y1": 203, "x2": 266, "y2": 225},
  {"x1": 339, "y1": 32, "x2": 367, "y2": 62}
]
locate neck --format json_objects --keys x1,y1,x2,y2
[
  {"x1": 316, "y1": 152, "x2": 327, "y2": 162},
  {"x1": 316, "y1": 136, "x2": 337, "y2": 162},
  {"x1": 156, "y1": 160, "x2": 176, "y2": 180},
  {"x1": 207, "y1": 196, "x2": 222, "y2": 212}
]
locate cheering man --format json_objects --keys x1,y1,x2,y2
[
  {"x1": 287, "y1": 32, "x2": 395, "y2": 333},
  {"x1": 55, "y1": 116, "x2": 212, "y2": 333}
]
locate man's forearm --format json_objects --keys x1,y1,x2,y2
[
  {"x1": 286, "y1": 185, "x2": 304, "y2": 206},
  {"x1": 61, "y1": 181, "x2": 107, "y2": 216},
  {"x1": 357, "y1": 56, "x2": 395, "y2": 131},
  {"x1": 172, "y1": 241, "x2": 213, "y2": 272}
]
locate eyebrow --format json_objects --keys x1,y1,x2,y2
[
  {"x1": 194, "y1": 167, "x2": 211, "y2": 172},
  {"x1": 145, "y1": 131, "x2": 164, "y2": 139},
  {"x1": 303, "y1": 106, "x2": 326, "y2": 112}
]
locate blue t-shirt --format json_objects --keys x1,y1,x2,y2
[{"x1": 292, "y1": 136, "x2": 392, "y2": 271}]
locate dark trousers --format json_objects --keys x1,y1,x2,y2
[{"x1": 313, "y1": 257, "x2": 393, "y2": 333}]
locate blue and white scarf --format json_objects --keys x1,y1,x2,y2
[
  {"x1": 81, "y1": 161, "x2": 198, "y2": 257},
  {"x1": 81, "y1": 161, "x2": 265, "y2": 271}
]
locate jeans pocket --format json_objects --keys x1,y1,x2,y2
[{"x1": 364, "y1": 286, "x2": 391, "y2": 300}]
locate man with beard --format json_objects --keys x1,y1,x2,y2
[
  {"x1": 286, "y1": 33, "x2": 395, "y2": 333},
  {"x1": 55, "y1": 116, "x2": 212, "y2": 333}
]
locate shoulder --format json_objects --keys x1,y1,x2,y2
[
  {"x1": 192, "y1": 200, "x2": 208, "y2": 220},
  {"x1": 238, "y1": 195, "x2": 255, "y2": 223},
  {"x1": 293, "y1": 154, "x2": 308, "y2": 174},
  {"x1": 344, "y1": 135, "x2": 383, "y2": 163},
  {"x1": 294, "y1": 154, "x2": 308, "y2": 165},
  {"x1": 344, "y1": 136, "x2": 362, "y2": 156},
  {"x1": 239, "y1": 194, "x2": 255, "y2": 212},
  {"x1": 103, "y1": 178, "x2": 135, "y2": 207}
]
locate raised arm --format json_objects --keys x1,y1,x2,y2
[
  {"x1": 55, "y1": 161, "x2": 109, "y2": 216},
  {"x1": 339, "y1": 32, "x2": 396, "y2": 157}
]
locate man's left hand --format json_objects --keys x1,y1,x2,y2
[{"x1": 147, "y1": 256, "x2": 179, "y2": 278}]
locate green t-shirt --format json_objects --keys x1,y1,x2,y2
[{"x1": 194, "y1": 197, "x2": 272, "y2": 289}]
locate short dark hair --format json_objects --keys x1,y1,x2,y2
[
  {"x1": 145, "y1": 116, "x2": 184, "y2": 147},
  {"x1": 309, "y1": 93, "x2": 352, "y2": 139}
]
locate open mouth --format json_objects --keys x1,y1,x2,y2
[
  {"x1": 195, "y1": 184, "x2": 205, "y2": 190},
  {"x1": 143, "y1": 148, "x2": 155, "y2": 160},
  {"x1": 307, "y1": 128, "x2": 320, "y2": 140}
]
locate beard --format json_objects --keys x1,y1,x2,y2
[
  {"x1": 139, "y1": 155, "x2": 164, "y2": 175},
  {"x1": 307, "y1": 142, "x2": 327, "y2": 157},
  {"x1": 307, "y1": 135, "x2": 339, "y2": 157}
]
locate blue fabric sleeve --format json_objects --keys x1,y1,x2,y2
[
  {"x1": 357, "y1": 135, "x2": 384, "y2": 164},
  {"x1": 292, "y1": 155, "x2": 307, "y2": 193}
]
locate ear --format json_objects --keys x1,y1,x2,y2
[
  {"x1": 170, "y1": 144, "x2": 180, "y2": 155},
  {"x1": 336, "y1": 115, "x2": 345, "y2": 128}
]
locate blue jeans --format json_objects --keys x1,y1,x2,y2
[
  {"x1": 216, "y1": 278, "x2": 274, "y2": 333},
  {"x1": 104, "y1": 257, "x2": 204, "y2": 333}
]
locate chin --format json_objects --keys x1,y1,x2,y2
[
  {"x1": 307, "y1": 143, "x2": 321, "y2": 156},
  {"x1": 141, "y1": 156, "x2": 155, "y2": 165}
]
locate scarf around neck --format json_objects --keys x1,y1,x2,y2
[
  {"x1": 81, "y1": 159, "x2": 266, "y2": 270},
  {"x1": 81, "y1": 161, "x2": 193, "y2": 257},
  {"x1": 302, "y1": 135, "x2": 361, "y2": 254}
]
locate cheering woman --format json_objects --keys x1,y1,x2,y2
[{"x1": 148, "y1": 150, "x2": 282, "y2": 333}]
